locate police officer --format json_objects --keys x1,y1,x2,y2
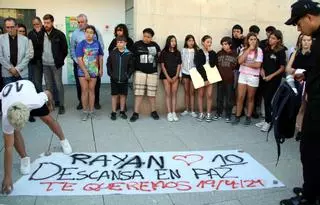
[{"x1": 282, "y1": 0, "x2": 320, "y2": 205}]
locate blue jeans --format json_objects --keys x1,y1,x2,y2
[{"x1": 2, "y1": 76, "x2": 27, "y2": 86}]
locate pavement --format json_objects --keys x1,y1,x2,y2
[{"x1": 0, "y1": 85, "x2": 303, "y2": 205}]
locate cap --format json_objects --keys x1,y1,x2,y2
[{"x1": 285, "y1": 0, "x2": 320, "y2": 25}]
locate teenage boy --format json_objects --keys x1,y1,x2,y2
[
  {"x1": 107, "y1": 36, "x2": 134, "y2": 120},
  {"x1": 130, "y1": 28, "x2": 161, "y2": 122},
  {"x1": 214, "y1": 37, "x2": 238, "y2": 122}
]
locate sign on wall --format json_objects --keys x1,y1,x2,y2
[
  {"x1": 65, "y1": 16, "x2": 78, "y2": 84},
  {"x1": 11, "y1": 150, "x2": 284, "y2": 196}
]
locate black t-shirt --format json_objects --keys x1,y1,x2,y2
[
  {"x1": 9, "y1": 35, "x2": 18, "y2": 67},
  {"x1": 292, "y1": 50, "x2": 313, "y2": 72},
  {"x1": 159, "y1": 50, "x2": 182, "y2": 78},
  {"x1": 263, "y1": 47, "x2": 286, "y2": 77},
  {"x1": 132, "y1": 40, "x2": 161, "y2": 74}
]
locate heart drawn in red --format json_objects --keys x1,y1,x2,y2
[{"x1": 172, "y1": 154, "x2": 204, "y2": 166}]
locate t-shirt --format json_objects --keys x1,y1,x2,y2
[
  {"x1": 181, "y1": 48, "x2": 196, "y2": 75},
  {"x1": 217, "y1": 50, "x2": 238, "y2": 84},
  {"x1": 76, "y1": 40, "x2": 104, "y2": 76},
  {"x1": 263, "y1": 48, "x2": 287, "y2": 77},
  {"x1": 239, "y1": 47, "x2": 263, "y2": 76},
  {"x1": 132, "y1": 40, "x2": 161, "y2": 74},
  {"x1": 159, "y1": 50, "x2": 182, "y2": 77},
  {"x1": 0, "y1": 80, "x2": 48, "y2": 134},
  {"x1": 292, "y1": 50, "x2": 314, "y2": 72}
]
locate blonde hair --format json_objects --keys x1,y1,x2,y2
[{"x1": 7, "y1": 102, "x2": 30, "y2": 130}]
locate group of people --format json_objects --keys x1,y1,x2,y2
[{"x1": 0, "y1": 0, "x2": 320, "y2": 204}]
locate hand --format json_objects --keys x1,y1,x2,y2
[
  {"x1": 2, "y1": 177, "x2": 13, "y2": 195},
  {"x1": 99, "y1": 69, "x2": 103, "y2": 77},
  {"x1": 260, "y1": 69, "x2": 266, "y2": 78},
  {"x1": 263, "y1": 75, "x2": 272, "y2": 82},
  {"x1": 166, "y1": 76, "x2": 173, "y2": 83},
  {"x1": 294, "y1": 73, "x2": 305, "y2": 82},
  {"x1": 84, "y1": 72, "x2": 90, "y2": 81},
  {"x1": 9, "y1": 68, "x2": 18, "y2": 77},
  {"x1": 204, "y1": 81, "x2": 210, "y2": 86},
  {"x1": 172, "y1": 76, "x2": 178, "y2": 82}
]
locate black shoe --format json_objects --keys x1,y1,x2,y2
[
  {"x1": 76, "y1": 103, "x2": 83, "y2": 110},
  {"x1": 295, "y1": 132, "x2": 303, "y2": 141},
  {"x1": 293, "y1": 187, "x2": 304, "y2": 197},
  {"x1": 130, "y1": 112, "x2": 139, "y2": 122},
  {"x1": 151, "y1": 111, "x2": 160, "y2": 120},
  {"x1": 231, "y1": 116, "x2": 240, "y2": 125},
  {"x1": 120, "y1": 111, "x2": 127, "y2": 119},
  {"x1": 29, "y1": 116, "x2": 36, "y2": 122},
  {"x1": 280, "y1": 196, "x2": 316, "y2": 205},
  {"x1": 94, "y1": 103, "x2": 101, "y2": 110},
  {"x1": 110, "y1": 112, "x2": 117, "y2": 121},
  {"x1": 58, "y1": 106, "x2": 65, "y2": 115},
  {"x1": 244, "y1": 116, "x2": 252, "y2": 126}
]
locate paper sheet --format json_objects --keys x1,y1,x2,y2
[{"x1": 189, "y1": 64, "x2": 222, "y2": 89}]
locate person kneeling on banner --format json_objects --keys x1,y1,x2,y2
[{"x1": 0, "y1": 80, "x2": 73, "y2": 195}]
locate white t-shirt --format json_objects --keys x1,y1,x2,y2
[
  {"x1": 0, "y1": 80, "x2": 48, "y2": 134},
  {"x1": 181, "y1": 48, "x2": 196, "y2": 75},
  {"x1": 239, "y1": 47, "x2": 263, "y2": 76}
]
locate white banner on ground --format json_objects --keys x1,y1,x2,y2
[{"x1": 12, "y1": 150, "x2": 284, "y2": 196}]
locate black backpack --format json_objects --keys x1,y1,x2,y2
[{"x1": 268, "y1": 80, "x2": 302, "y2": 165}]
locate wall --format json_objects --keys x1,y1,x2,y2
[{"x1": 1, "y1": 0, "x2": 126, "y2": 84}]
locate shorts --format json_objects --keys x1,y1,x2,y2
[
  {"x1": 182, "y1": 73, "x2": 191, "y2": 80},
  {"x1": 111, "y1": 81, "x2": 128, "y2": 95},
  {"x1": 134, "y1": 71, "x2": 158, "y2": 97},
  {"x1": 77, "y1": 68, "x2": 98, "y2": 78},
  {"x1": 30, "y1": 104, "x2": 50, "y2": 117},
  {"x1": 238, "y1": 73, "x2": 260, "y2": 88}
]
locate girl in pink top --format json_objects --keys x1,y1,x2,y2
[{"x1": 233, "y1": 32, "x2": 263, "y2": 126}]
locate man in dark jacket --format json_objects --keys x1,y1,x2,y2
[
  {"x1": 42, "y1": 14, "x2": 68, "y2": 114},
  {"x1": 107, "y1": 36, "x2": 134, "y2": 120},
  {"x1": 281, "y1": 1, "x2": 320, "y2": 205}
]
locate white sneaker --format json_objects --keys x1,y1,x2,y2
[
  {"x1": 261, "y1": 122, "x2": 271, "y2": 132},
  {"x1": 181, "y1": 110, "x2": 189, "y2": 116},
  {"x1": 20, "y1": 156, "x2": 31, "y2": 175},
  {"x1": 197, "y1": 113, "x2": 205, "y2": 121},
  {"x1": 172, "y1": 112, "x2": 179, "y2": 121},
  {"x1": 60, "y1": 139, "x2": 72, "y2": 155},
  {"x1": 255, "y1": 121, "x2": 266, "y2": 128},
  {"x1": 167, "y1": 113, "x2": 174, "y2": 122},
  {"x1": 191, "y1": 112, "x2": 198, "y2": 118}
]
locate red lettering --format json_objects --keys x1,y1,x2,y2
[
  {"x1": 196, "y1": 180, "x2": 215, "y2": 188},
  {"x1": 107, "y1": 182, "x2": 125, "y2": 191},
  {"x1": 151, "y1": 181, "x2": 165, "y2": 191},
  {"x1": 164, "y1": 182, "x2": 178, "y2": 189},
  {"x1": 126, "y1": 182, "x2": 140, "y2": 191},
  {"x1": 40, "y1": 182, "x2": 66, "y2": 192},
  {"x1": 139, "y1": 182, "x2": 152, "y2": 192},
  {"x1": 244, "y1": 179, "x2": 265, "y2": 188},
  {"x1": 176, "y1": 181, "x2": 192, "y2": 191},
  {"x1": 83, "y1": 183, "x2": 104, "y2": 191},
  {"x1": 62, "y1": 182, "x2": 77, "y2": 191},
  {"x1": 224, "y1": 180, "x2": 239, "y2": 189},
  {"x1": 215, "y1": 180, "x2": 224, "y2": 190}
]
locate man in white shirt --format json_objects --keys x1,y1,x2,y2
[{"x1": 0, "y1": 80, "x2": 72, "y2": 194}]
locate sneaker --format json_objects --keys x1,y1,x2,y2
[
  {"x1": 172, "y1": 112, "x2": 179, "y2": 121},
  {"x1": 197, "y1": 113, "x2": 205, "y2": 121},
  {"x1": 81, "y1": 111, "x2": 89, "y2": 121},
  {"x1": 206, "y1": 113, "x2": 213, "y2": 122},
  {"x1": 181, "y1": 110, "x2": 189, "y2": 116},
  {"x1": 89, "y1": 111, "x2": 96, "y2": 119},
  {"x1": 58, "y1": 106, "x2": 65, "y2": 115},
  {"x1": 111, "y1": 112, "x2": 117, "y2": 121},
  {"x1": 191, "y1": 112, "x2": 198, "y2": 118},
  {"x1": 293, "y1": 187, "x2": 304, "y2": 197},
  {"x1": 213, "y1": 114, "x2": 222, "y2": 121},
  {"x1": 60, "y1": 139, "x2": 72, "y2": 155},
  {"x1": 119, "y1": 111, "x2": 127, "y2": 119},
  {"x1": 20, "y1": 156, "x2": 31, "y2": 175},
  {"x1": 94, "y1": 103, "x2": 101, "y2": 110},
  {"x1": 225, "y1": 117, "x2": 232, "y2": 123},
  {"x1": 76, "y1": 103, "x2": 83, "y2": 110},
  {"x1": 231, "y1": 116, "x2": 240, "y2": 125},
  {"x1": 167, "y1": 113, "x2": 173, "y2": 122},
  {"x1": 255, "y1": 121, "x2": 266, "y2": 128},
  {"x1": 244, "y1": 116, "x2": 252, "y2": 126},
  {"x1": 130, "y1": 112, "x2": 139, "y2": 122},
  {"x1": 261, "y1": 122, "x2": 270, "y2": 132},
  {"x1": 151, "y1": 111, "x2": 160, "y2": 120}
]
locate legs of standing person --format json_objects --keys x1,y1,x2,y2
[
  {"x1": 163, "y1": 79, "x2": 172, "y2": 113},
  {"x1": 263, "y1": 80, "x2": 279, "y2": 124},
  {"x1": 94, "y1": 76, "x2": 101, "y2": 109},
  {"x1": 43, "y1": 65, "x2": 55, "y2": 106},
  {"x1": 31, "y1": 60, "x2": 44, "y2": 92},
  {"x1": 198, "y1": 87, "x2": 205, "y2": 114},
  {"x1": 79, "y1": 78, "x2": 89, "y2": 112},
  {"x1": 120, "y1": 95, "x2": 127, "y2": 112},
  {"x1": 246, "y1": 86, "x2": 257, "y2": 118},
  {"x1": 183, "y1": 78, "x2": 190, "y2": 112},
  {"x1": 88, "y1": 78, "x2": 97, "y2": 113},
  {"x1": 133, "y1": 71, "x2": 146, "y2": 114},
  {"x1": 171, "y1": 79, "x2": 179, "y2": 114},
  {"x1": 206, "y1": 84, "x2": 213, "y2": 114},
  {"x1": 190, "y1": 80, "x2": 195, "y2": 113},
  {"x1": 146, "y1": 73, "x2": 158, "y2": 114},
  {"x1": 216, "y1": 81, "x2": 224, "y2": 116},
  {"x1": 225, "y1": 83, "x2": 234, "y2": 118},
  {"x1": 235, "y1": 83, "x2": 247, "y2": 117},
  {"x1": 51, "y1": 67, "x2": 64, "y2": 113},
  {"x1": 111, "y1": 95, "x2": 118, "y2": 113},
  {"x1": 73, "y1": 61, "x2": 82, "y2": 108}
]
